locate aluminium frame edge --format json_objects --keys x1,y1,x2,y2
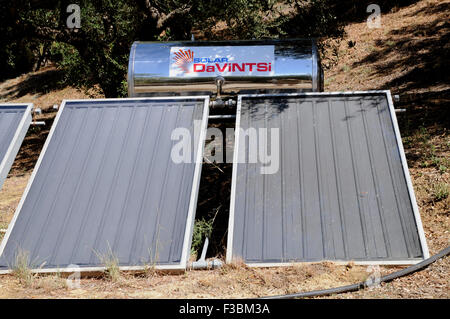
[
  {"x1": 0, "y1": 263, "x2": 185, "y2": 275},
  {"x1": 226, "y1": 95, "x2": 243, "y2": 264},
  {"x1": 385, "y1": 90, "x2": 429, "y2": 259},
  {"x1": 179, "y1": 96, "x2": 210, "y2": 268}
]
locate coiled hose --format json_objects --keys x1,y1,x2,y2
[{"x1": 261, "y1": 245, "x2": 450, "y2": 299}]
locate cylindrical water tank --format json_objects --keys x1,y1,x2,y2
[{"x1": 128, "y1": 39, "x2": 323, "y2": 96}]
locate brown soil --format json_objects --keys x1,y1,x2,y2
[{"x1": 0, "y1": 0, "x2": 448, "y2": 298}]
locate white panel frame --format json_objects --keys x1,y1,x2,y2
[
  {"x1": 226, "y1": 90, "x2": 429, "y2": 266},
  {"x1": 0, "y1": 103, "x2": 32, "y2": 191},
  {"x1": 0, "y1": 96, "x2": 209, "y2": 274}
]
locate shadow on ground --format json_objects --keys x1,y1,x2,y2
[
  {"x1": 0, "y1": 68, "x2": 66, "y2": 100},
  {"x1": 348, "y1": 1, "x2": 450, "y2": 168},
  {"x1": 397, "y1": 89, "x2": 450, "y2": 166},
  {"x1": 356, "y1": 5, "x2": 450, "y2": 93},
  {"x1": 283, "y1": 0, "x2": 422, "y2": 38}
]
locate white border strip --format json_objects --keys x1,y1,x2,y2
[
  {"x1": 0, "y1": 96, "x2": 210, "y2": 274},
  {"x1": 0, "y1": 103, "x2": 33, "y2": 190},
  {"x1": 0, "y1": 263, "x2": 185, "y2": 275},
  {"x1": 180, "y1": 96, "x2": 210, "y2": 268},
  {"x1": 226, "y1": 95, "x2": 242, "y2": 264},
  {"x1": 385, "y1": 90, "x2": 430, "y2": 259},
  {"x1": 246, "y1": 259, "x2": 424, "y2": 268},
  {"x1": 226, "y1": 90, "x2": 429, "y2": 266}
]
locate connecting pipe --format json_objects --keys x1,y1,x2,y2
[
  {"x1": 215, "y1": 76, "x2": 225, "y2": 98},
  {"x1": 190, "y1": 237, "x2": 223, "y2": 270},
  {"x1": 209, "y1": 99, "x2": 236, "y2": 109},
  {"x1": 31, "y1": 108, "x2": 45, "y2": 125},
  {"x1": 208, "y1": 114, "x2": 236, "y2": 120}
]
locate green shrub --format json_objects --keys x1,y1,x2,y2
[
  {"x1": 191, "y1": 218, "x2": 214, "y2": 256},
  {"x1": 433, "y1": 182, "x2": 449, "y2": 201}
]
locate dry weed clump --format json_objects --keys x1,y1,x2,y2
[{"x1": 11, "y1": 249, "x2": 35, "y2": 287}]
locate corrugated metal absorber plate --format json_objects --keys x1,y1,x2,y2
[
  {"x1": 0, "y1": 104, "x2": 32, "y2": 191},
  {"x1": 227, "y1": 92, "x2": 429, "y2": 266},
  {"x1": 0, "y1": 97, "x2": 209, "y2": 273}
]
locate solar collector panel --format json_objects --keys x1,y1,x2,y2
[
  {"x1": 228, "y1": 92, "x2": 428, "y2": 265},
  {"x1": 0, "y1": 97, "x2": 209, "y2": 272},
  {"x1": 0, "y1": 104, "x2": 32, "y2": 191}
]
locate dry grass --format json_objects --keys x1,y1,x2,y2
[
  {"x1": 0, "y1": 256, "x2": 447, "y2": 298},
  {"x1": 322, "y1": 0, "x2": 450, "y2": 94},
  {"x1": 0, "y1": 174, "x2": 29, "y2": 219},
  {"x1": 0, "y1": 261, "x2": 376, "y2": 298},
  {"x1": 0, "y1": 65, "x2": 103, "y2": 111},
  {"x1": 0, "y1": 0, "x2": 448, "y2": 298},
  {"x1": 11, "y1": 249, "x2": 35, "y2": 288},
  {"x1": 97, "y1": 248, "x2": 121, "y2": 283},
  {"x1": 329, "y1": 256, "x2": 449, "y2": 299},
  {"x1": 433, "y1": 182, "x2": 449, "y2": 201}
]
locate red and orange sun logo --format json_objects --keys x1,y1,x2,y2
[{"x1": 173, "y1": 49, "x2": 194, "y2": 73}]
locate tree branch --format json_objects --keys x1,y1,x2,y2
[
  {"x1": 156, "y1": 5, "x2": 191, "y2": 29},
  {"x1": 137, "y1": 0, "x2": 192, "y2": 31},
  {"x1": 22, "y1": 23, "x2": 84, "y2": 46}
]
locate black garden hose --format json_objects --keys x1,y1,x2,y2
[{"x1": 261, "y1": 246, "x2": 450, "y2": 299}]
